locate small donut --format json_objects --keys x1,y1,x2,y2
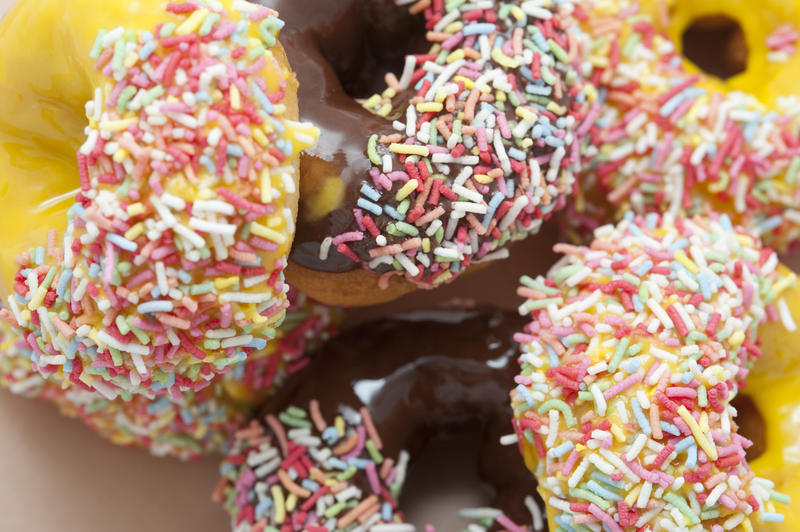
[
  {"x1": 215, "y1": 307, "x2": 544, "y2": 531},
  {"x1": 0, "y1": 0, "x2": 318, "y2": 397},
  {"x1": 0, "y1": 289, "x2": 341, "y2": 460},
  {"x1": 510, "y1": 213, "x2": 795, "y2": 530},
  {"x1": 257, "y1": 0, "x2": 593, "y2": 306},
  {"x1": 569, "y1": 0, "x2": 800, "y2": 249}
]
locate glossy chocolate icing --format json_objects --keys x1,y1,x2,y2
[
  {"x1": 257, "y1": 0, "x2": 580, "y2": 284},
  {"x1": 258, "y1": 0, "x2": 427, "y2": 272},
  {"x1": 261, "y1": 307, "x2": 539, "y2": 525}
]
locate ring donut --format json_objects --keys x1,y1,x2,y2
[
  {"x1": 0, "y1": 289, "x2": 341, "y2": 459},
  {"x1": 511, "y1": 213, "x2": 795, "y2": 530},
  {"x1": 257, "y1": 0, "x2": 592, "y2": 306},
  {"x1": 569, "y1": 0, "x2": 800, "y2": 249},
  {"x1": 215, "y1": 307, "x2": 546, "y2": 531},
  {"x1": 0, "y1": 0, "x2": 317, "y2": 397}
]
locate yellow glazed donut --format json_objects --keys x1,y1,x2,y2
[
  {"x1": 639, "y1": 0, "x2": 800, "y2": 107},
  {"x1": 0, "y1": 288, "x2": 342, "y2": 459},
  {"x1": 511, "y1": 213, "x2": 795, "y2": 531},
  {"x1": 569, "y1": 0, "x2": 800, "y2": 250},
  {"x1": 0, "y1": 0, "x2": 318, "y2": 397}
]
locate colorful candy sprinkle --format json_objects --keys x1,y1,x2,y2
[
  {"x1": 511, "y1": 212, "x2": 793, "y2": 530},
  {"x1": 319, "y1": 0, "x2": 592, "y2": 288}
]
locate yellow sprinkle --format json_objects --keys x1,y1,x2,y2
[
  {"x1": 674, "y1": 249, "x2": 700, "y2": 274},
  {"x1": 625, "y1": 485, "x2": 641, "y2": 506},
  {"x1": 584, "y1": 83, "x2": 598, "y2": 102},
  {"x1": 376, "y1": 103, "x2": 393, "y2": 117},
  {"x1": 515, "y1": 106, "x2": 535, "y2": 123},
  {"x1": 474, "y1": 174, "x2": 494, "y2": 184},
  {"x1": 520, "y1": 138, "x2": 533, "y2": 149},
  {"x1": 495, "y1": 89, "x2": 507, "y2": 103},
  {"x1": 112, "y1": 149, "x2": 129, "y2": 163},
  {"x1": 19, "y1": 309, "x2": 31, "y2": 324},
  {"x1": 610, "y1": 423, "x2": 626, "y2": 443},
  {"x1": 395, "y1": 179, "x2": 419, "y2": 201},
  {"x1": 728, "y1": 330, "x2": 745, "y2": 348},
  {"x1": 742, "y1": 518, "x2": 753, "y2": 532},
  {"x1": 250, "y1": 222, "x2": 287, "y2": 245},
  {"x1": 176, "y1": 8, "x2": 209, "y2": 35},
  {"x1": 362, "y1": 94, "x2": 382, "y2": 111},
  {"x1": 124, "y1": 223, "x2": 145, "y2": 241},
  {"x1": 267, "y1": 216, "x2": 283, "y2": 228},
  {"x1": 434, "y1": 89, "x2": 448, "y2": 103},
  {"x1": 79, "y1": 372, "x2": 94, "y2": 387},
  {"x1": 252, "y1": 314, "x2": 268, "y2": 325},
  {"x1": 27, "y1": 286, "x2": 48, "y2": 311},
  {"x1": 260, "y1": 168, "x2": 273, "y2": 203},
  {"x1": 453, "y1": 75, "x2": 474, "y2": 89},
  {"x1": 99, "y1": 118, "x2": 138, "y2": 132},
  {"x1": 286, "y1": 493, "x2": 298, "y2": 513},
  {"x1": 444, "y1": 21, "x2": 463, "y2": 34},
  {"x1": 126, "y1": 202, "x2": 145, "y2": 217},
  {"x1": 230, "y1": 84, "x2": 241, "y2": 110},
  {"x1": 417, "y1": 102, "x2": 444, "y2": 113},
  {"x1": 271, "y1": 485, "x2": 286, "y2": 524},
  {"x1": 389, "y1": 144, "x2": 430, "y2": 157},
  {"x1": 214, "y1": 277, "x2": 240, "y2": 290},
  {"x1": 123, "y1": 53, "x2": 138, "y2": 69},
  {"x1": 491, "y1": 47, "x2": 519, "y2": 69},
  {"x1": 734, "y1": 234, "x2": 756, "y2": 248},
  {"x1": 334, "y1": 415, "x2": 345, "y2": 437},
  {"x1": 771, "y1": 272, "x2": 797, "y2": 297},
  {"x1": 699, "y1": 412, "x2": 709, "y2": 433},
  {"x1": 422, "y1": 238, "x2": 431, "y2": 253},
  {"x1": 253, "y1": 128, "x2": 269, "y2": 147},
  {"x1": 677, "y1": 405, "x2": 718, "y2": 460},
  {"x1": 546, "y1": 102, "x2": 567, "y2": 115},
  {"x1": 446, "y1": 49, "x2": 465, "y2": 63}
]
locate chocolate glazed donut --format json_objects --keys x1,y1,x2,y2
[
  {"x1": 216, "y1": 307, "x2": 545, "y2": 531},
  {"x1": 257, "y1": 0, "x2": 589, "y2": 306}
]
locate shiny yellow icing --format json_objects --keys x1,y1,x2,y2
[
  {"x1": 0, "y1": 0, "x2": 303, "y2": 297},
  {"x1": 640, "y1": 0, "x2": 800, "y2": 107},
  {"x1": 749, "y1": 274, "x2": 800, "y2": 531}
]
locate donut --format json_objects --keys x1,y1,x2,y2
[
  {"x1": 0, "y1": 289, "x2": 341, "y2": 460},
  {"x1": 255, "y1": 0, "x2": 593, "y2": 306},
  {"x1": 214, "y1": 307, "x2": 545, "y2": 531},
  {"x1": 567, "y1": 0, "x2": 800, "y2": 249},
  {"x1": 510, "y1": 213, "x2": 795, "y2": 530},
  {"x1": 0, "y1": 0, "x2": 318, "y2": 397}
]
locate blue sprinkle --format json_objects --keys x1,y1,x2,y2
[
  {"x1": 551, "y1": 440, "x2": 574, "y2": 458},
  {"x1": 685, "y1": 444, "x2": 698, "y2": 469},
  {"x1": 675, "y1": 436, "x2": 695, "y2": 453},
  {"x1": 585, "y1": 480, "x2": 623, "y2": 501},
  {"x1": 56, "y1": 269, "x2": 73, "y2": 299},
  {"x1": 357, "y1": 198, "x2": 383, "y2": 216},
  {"x1": 322, "y1": 426, "x2": 339, "y2": 445},
  {"x1": 384, "y1": 205, "x2": 403, "y2": 221},
  {"x1": 463, "y1": 22, "x2": 496, "y2": 35},
  {"x1": 631, "y1": 398, "x2": 651, "y2": 435},
  {"x1": 516, "y1": 384, "x2": 536, "y2": 407},
  {"x1": 660, "y1": 421, "x2": 681, "y2": 436},
  {"x1": 136, "y1": 300, "x2": 174, "y2": 314},
  {"x1": 360, "y1": 183, "x2": 382, "y2": 202},
  {"x1": 35, "y1": 246, "x2": 45, "y2": 266},
  {"x1": 107, "y1": 233, "x2": 138, "y2": 252}
]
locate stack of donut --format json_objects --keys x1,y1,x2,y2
[{"x1": 0, "y1": 0, "x2": 798, "y2": 530}]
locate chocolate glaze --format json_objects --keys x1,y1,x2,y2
[
  {"x1": 257, "y1": 0, "x2": 579, "y2": 283},
  {"x1": 261, "y1": 307, "x2": 539, "y2": 525}
]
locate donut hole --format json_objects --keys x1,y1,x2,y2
[
  {"x1": 313, "y1": 2, "x2": 429, "y2": 99},
  {"x1": 681, "y1": 15, "x2": 748, "y2": 80},
  {"x1": 401, "y1": 433, "x2": 495, "y2": 527},
  {"x1": 731, "y1": 394, "x2": 766, "y2": 461}
]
